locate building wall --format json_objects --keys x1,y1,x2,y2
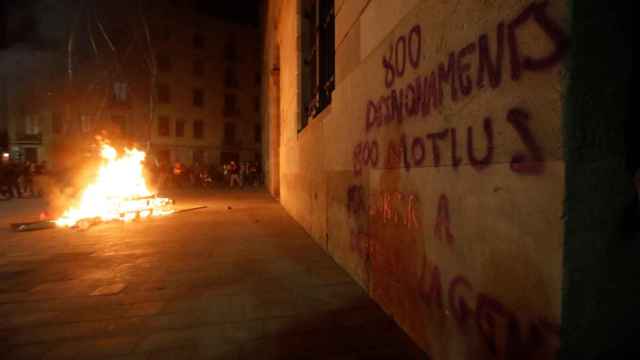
[
  {"x1": 148, "y1": 10, "x2": 262, "y2": 166},
  {"x1": 3, "y1": 0, "x2": 261, "y2": 169},
  {"x1": 262, "y1": 0, "x2": 570, "y2": 358}
]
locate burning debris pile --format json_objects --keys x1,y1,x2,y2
[
  {"x1": 55, "y1": 144, "x2": 174, "y2": 228},
  {"x1": 11, "y1": 142, "x2": 194, "y2": 232}
]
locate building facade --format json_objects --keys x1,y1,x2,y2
[
  {"x1": 3, "y1": 0, "x2": 261, "y2": 169},
  {"x1": 146, "y1": 2, "x2": 262, "y2": 167},
  {"x1": 260, "y1": 1, "x2": 633, "y2": 359}
]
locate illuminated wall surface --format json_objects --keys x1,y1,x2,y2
[{"x1": 260, "y1": 1, "x2": 633, "y2": 359}]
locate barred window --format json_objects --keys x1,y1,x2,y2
[{"x1": 300, "y1": 0, "x2": 335, "y2": 130}]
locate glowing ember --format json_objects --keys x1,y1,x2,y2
[{"x1": 56, "y1": 144, "x2": 174, "y2": 227}]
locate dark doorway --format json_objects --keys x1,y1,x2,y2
[{"x1": 24, "y1": 147, "x2": 38, "y2": 163}]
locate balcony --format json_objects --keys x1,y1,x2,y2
[
  {"x1": 14, "y1": 132, "x2": 42, "y2": 145},
  {"x1": 222, "y1": 139, "x2": 241, "y2": 148}
]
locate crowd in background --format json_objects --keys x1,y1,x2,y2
[
  {"x1": 146, "y1": 160, "x2": 263, "y2": 191},
  {"x1": 0, "y1": 160, "x2": 47, "y2": 200},
  {"x1": 1, "y1": 156, "x2": 263, "y2": 201}
]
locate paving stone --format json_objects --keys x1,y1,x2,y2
[{"x1": 0, "y1": 191, "x2": 424, "y2": 358}]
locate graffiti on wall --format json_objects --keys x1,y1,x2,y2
[
  {"x1": 354, "y1": 107, "x2": 544, "y2": 175},
  {"x1": 347, "y1": 183, "x2": 561, "y2": 357},
  {"x1": 419, "y1": 260, "x2": 561, "y2": 359},
  {"x1": 353, "y1": 1, "x2": 568, "y2": 177},
  {"x1": 347, "y1": 184, "x2": 421, "y2": 260},
  {"x1": 345, "y1": 1, "x2": 568, "y2": 358}
]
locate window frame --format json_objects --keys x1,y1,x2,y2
[
  {"x1": 224, "y1": 66, "x2": 239, "y2": 89},
  {"x1": 223, "y1": 122, "x2": 236, "y2": 146},
  {"x1": 300, "y1": 0, "x2": 335, "y2": 131},
  {"x1": 193, "y1": 119, "x2": 204, "y2": 139},
  {"x1": 158, "y1": 116, "x2": 171, "y2": 137},
  {"x1": 175, "y1": 119, "x2": 185, "y2": 137},
  {"x1": 193, "y1": 58, "x2": 204, "y2": 76},
  {"x1": 157, "y1": 83, "x2": 171, "y2": 104},
  {"x1": 223, "y1": 93, "x2": 238, "y2": 117},
  {"x1": 157, "y1": 53, "x2": 172, "y2": 72},
  {"x1": 224, "y1": 35, "x2": 238, "y2": 62},
  {"x1": 193, "y1": 88, "x2": 205, "y2": 108},
  {"x1": 193, "y1": 32, "x2": 205, "y2": 49}
]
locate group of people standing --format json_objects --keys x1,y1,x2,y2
[
  {"x1": 0, "y1": 160, "x2": 46, "y2": 200},
  {"x1": 145, "y1": 160, "x2": 262, "y2": 191},
  {"x1": 223, "y1": 161, "x2": 261, "y2": 188}
]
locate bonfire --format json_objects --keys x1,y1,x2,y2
[{"x1": 55, "y1": 143, "x2": 174, "y2": 228}]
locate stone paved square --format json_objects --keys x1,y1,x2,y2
[{"x1": 0, "y1": 190, "x2": 424, "y2": 359}]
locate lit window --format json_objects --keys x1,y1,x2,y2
[{"x1": 113, "y1": 82, "x2": 128, "y2": 102}]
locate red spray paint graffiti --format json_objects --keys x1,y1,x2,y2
[
  {"x1": 348, "y1": 185, "x2": 421, "y2": 229},
  {"x1": 434, "y1": 194, "x2": 455, "y2": 244},
  {"x1": 419, "y1": 260, "x2": 561, "y2": 358},
  {"x1": 383, "y1": 24, "x2": 422, "y2": 88},
  {"x1": 366, "y1": 0, "x2": 568, "y2": 133},
  {"x1": 354, "y1": 107, "x2": 544, "y2": 175}
]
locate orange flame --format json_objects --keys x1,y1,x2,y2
[{"x1": 56, "y1": 144, "x2": 173, "y2": 227}]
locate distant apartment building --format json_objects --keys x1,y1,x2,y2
[
  {"x1": 146, "y1": 2, "x2": 261, "y2": 166},
  {"x1": 2, "y1": 0, "x2": 261, "y2": 168}
]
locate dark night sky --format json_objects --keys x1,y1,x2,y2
[
  {"x1": 3, "y1": 0, "x2": 72, "y2": 50},
  {"x1": 2, "y1": 0, "x2": 262, "y2": 50},
  {"x1": 196, "y1": 0, "x2": 262, "y2": 26}
]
